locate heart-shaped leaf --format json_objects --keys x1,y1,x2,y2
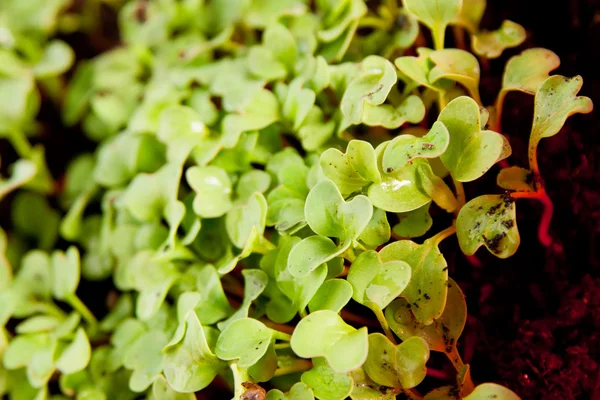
[
  {"x1": 287, "y1": 235, "x2": 341, "y2": 278},
  {"x1": 497, "y1": 167, "x2": 535, "y2": 192},
  {"x1": 528, "y1": 76, "x2": 593, "y2": 172},
  {"x1": 248, "y1": 46, "x2": 288, "y2": 81},
  {"x1": 157, "y1": 105, "x2": 209, "y2": 163},
  {"x1": 429, "y1": 49, "x2": 481, "y2": 103},
  {"x1": 502, "y1": 48, "x2": 560, "y2": 95},
  {"x1": 383, "y1": 121, "x2": 450, "y2": 173},
  {"x1": 248, "y1": 341, "x2": 278, "y2": 382},
  {"x1": 463, "y1": 383, "x2": 520, "y2": 400},
  {"x1": 226, "y1": 192, "x2": 269, "y2": 250},
  {"x1": 363, "y1": 333, "x2": 429, "y2": 389},
  {"x1": 393, "y1": 204, "x2": 433, "y2": 239},
  {"x1": 362, "y1": 95, "x2": 426, "y2": 129},
  {"x1": 305, "y1": 179, "x2": 373, "y2": 241},
  {"x1": 472, "y1": 20, "x2": 526, "y2": 59},
  {"x1": 291, "y1": 310, "x2": 368, "y2": 373},
  {"x1": 308, "y1": 279, "x2": 353, "y2": 313},
  {"x1": 186, "y1": 166, "x2": 232, "y2": 218},
  {"x1": 395, "y1": 48, "x2": 452, "y2": 92},
  {"x1": 368, "y1": 154, "x2": 431, "y2": 213},
  {"x1": 457, "y1": 194, "x2": 520, "y2": 258},
  {"x1": 379, "y1": 237, "x2": 449, "y2": 324},
  {"x1": 347, "y1": 250, "x2": 411, "y2": 311},
  {"x1": 438, "y1": 96, "x2": 510, "y2": 182},
  {"x1": 358, "y1": 207, "x2": 391, "y2": 249},
  {"x1": 301, "y1": 358, "x2": 353, "y2": 400},
  {"x1": 386, "y1": 278, "x2": 466, "y2": 353},
  {"x1": 321, "y1": 140, "x2": 380, "y2": 195},
  {"x1": 55, "y1": 328, "x2": 91, "y2": 374},
  {"x1": 340, "y1": 56, "x2": 397, "y2": 125},
  {"x1": 215, "y1": 318, "x2": 273, "y2": 368},
  {"x1": 50, "y1": 246, "x2": 80, "y2": 301},
  {"x1": 403, "y1": 0, "x2": 462, "y2": 49},
  {"x1": 163, "y1": 311, "x2": 225, "y2": 393}
]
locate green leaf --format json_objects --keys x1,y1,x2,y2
[
  {"x1": 0, "y1": 159, "x2": 37, "y2": 201},
  {"x1": 429, "y1": 49, "x2": 481, "y2": 102},
  {"x1": 124, "y1": 331, "x2": 169, "y2": 391},
  {"x1": 55, "y1": 328, "x2": 91, "y2": 374},
  {"x1": 282, "y1": 78, "x2": 316, "y2": 130},
  {"x1": 308, "y1": 279, "x2": 353, "y2": 313},
  {"x1": 497, "y1": 167, "x2": 535, "y2": 192},
  {"x1": 403, "y1": 0, "x2": 461, "y2": 49},
  {"x1": 301, "y1": 358, "x2": 353, "y2": 400},
  {"x1": 27, "y1": 340, "x2": 56, "y2": 388},
  {"x1": 363, "y1": 334, "x2": 429, "y2": 389},
  {"x1": 393, "y1": 204, "x2": 433, "y2": 238},
  {"x1": 368, "y1": 154, "x2": 431, "y2": 213},
  {"x1": 340, "y1": 56, "x2": 397, "y2": 125},
  {"x1": 291, "y1": 310, "x2": 368, "y2": 373},
  {"x1": 248, "y1": 46, "x2": 288, "y2": 81},
  {"x1": 472, "y1": 20, "x2": 526, "y2": 59},
  {"x1": 248, "y1": 341, "x2": 278, "y2": 382},
  {"x1": 157, "y1": 105, "x2": 210, "y2": 163},
  {"x1": 216, "y1": 318, "x2": 273, "y2": 368},
  {"x1": 163, "y1": 311, "x2": 225, "y2": 393},
  {"x1": 266, "y1": 382, "x2": 316, "y2": 400},
  {"x1": 264, "y1": 22, "x2": 298, "y2": 72},
  {"x1": 529, "y1": 76, "x2": 593, "y2": 170},
  {"x1": 349, "y1": 368, "x2": 396, "y2": 399},
  {"x1": 463, "y1": 383, "x2": 520, "y2": 400},
  {"x1": 226, "y1": 192, "x2": 269, "y2": 249},
  {"x1": 347, "y1": 250, "x2": 411, "y2": 311},
  {"x1": 379, "y1": 237, "x2": 448, "y2": 324},
  {"x1": 12, "y1": 192, "x2": 60, "y2": 250},
  {"x1": 186, "y1": 166, "x2": 233, "y2": 218},
  {"x1": 415, "y1": 162, "x2": 459, "y2": 213},
  {"x1": 15, "y1": 316, "x2": 61, "y2": 334},
  {"x1": 386, "y1": 278, "x2": 466, "y2": 353},
  {"x1": 287, "y1": 235, "x2": 340, "y2": 278},
  {"x1": 221, "y1": 89, "x2": 280, "y2": 148},
  {"x1": 457, "y1": 194, "x2": 520, "y2": 258},
  {"x1": 219, "y1": 269, "x2": 268, "y2": 329},
  {"x1": 502, "y1": 48, "x2": 560, "y2": 95},
  {"x1": 305, "y1": 179, "x2": 373, "y2": 241},
  {"x1": 152, "y1": 375, "x2": 195, "y2": 400},
  {"x1": 383, "y1": 121, "x2": 450, "y2": 173},
  {"x1": 452, "y1": 0, "x2": 486, "y2": 33},
  {"x1": 192, "y1": 265, "x2": 234, "y2": 325},
  {"x1": 50, "y1": 246, "x2": 80, "y2": 300},
  {"x1": 361, "y1": 95, "x2": 425, "y2": 129},
  {"x1": 438, "y1": 96, "x2": 510, "y2": 182},
  {"x1": 321, "y1": 140, "x2": 380, "y2": 195},
  {"x1": 358, "y1": 207, "x2": 391, "y2": 249},
  {"x1": 34, "y1": 40, "x2": 75, "y2": 78}
]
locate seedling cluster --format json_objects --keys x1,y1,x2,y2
[{"x1": 0, "y1": 0, "x2": 592, "y2": 399}]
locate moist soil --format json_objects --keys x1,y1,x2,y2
[{"x1": 2, "y1": 0, "x2": 599, "y2": 399}]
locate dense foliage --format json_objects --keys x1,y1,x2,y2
[{"x1": 0, "y1": 0, "x2": 593, "y2": 399}]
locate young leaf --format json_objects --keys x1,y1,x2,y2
[
  {"x1": 308, "y1": 279, "x2": 353, "y2": 313},
  {"x1": 304, "y1": 179, "x2": 373, "y2": 241},
  {"x1": 163, "y1": 312, "x2": 225, "y2": 393},
  {"x1": 0, "y1": 160, "x2": 36, "y2": 201},
  {"x1": 123, "y1": 331, "x2": 168, "y2": 391},
  {"x1": 301, "y1": 358, "x2": 353, "y2": 400},
  {"x1": 502, "y1": 48, "x2": 560, "y2": 95},
  {"x1": 34, "y1": 40, "x2": 75, "y2": 79},
  {"x1": 186, "y1": 166, "x2": 233, "y2": 218},
  {"x1": 218, "y1": 269, "x2": 268, "y2": 329},
  {"x1": 287, "y1": 235, "x2": 339, "y2": 278},
  {"x1": 463, "y1": 383, "x2": 520, "y2": 400},
  {"x1": 358, "y1": 207, "x2": 391, "y2": 249},
  {"x1": 382, "y1": 121, "x2": 450, "y2": 173},
  {"x1": 347, "y1": 250, "x2": 411, "y2": 311},
  {"x1": 363, "y1": 334, "x2": 429, "y2": 389},
  {"x1": 225, "y1": 192, "x2": 269, "y2": 249},
  {"x1": 429, "y1": 49, "x2": 481, "y2": 103},
  {"x1": 438, "y1": 96, "x2": 510, "y2": 182},
  {"x1": 157, "y1": 105, "x2": 209, "y2": 163},
  {"x1": 215, "y1": 318, "x2": 273, "y2": 368},
  {"x1": 528, "y1": 76, "x2": 593, "y2": 171},
  {"x1": 497, "y1": 167, "x2": 535, "y2": 192},
  {"x1": 386, "y1": 278, "x2": 466, "y2": 353},
  {"x1": 290, "y1": 310, "x2": 368, "y2": 373},
  {"x1": 379, "y1": 237, "x2": 448, "y2": 324},
  {"x1": 55, "y1": 328, "x2": 91, "y2": 374},
  {"x1": 456, "y1": 195, "x2": 520, "y2": 258},
  {"x1": 349, "y1": 367, "x2": 396, "y2": 399},
  {"x1": 152, "y1": 375, "x2": 195, "y2": 400},
  {"x1": 50, "y1": 246, "x2": 80, "y2": 301},
  {"x1": 472, "y1": 20, "x2": 526, "y2": 59},
  {"x1": 248, "y1": 341, "x2": 278, "y2": 382},
  {"x1": 362, "y1": 95, "x2": 425, "y2": 129},
  {"x1": 393, "y1": 204, "x2": 433, "y2": 238},
  {"x1": 403, "y1": 0, "x2": 462, "y2": 49},
  {"x1": 320, "y1": 140, "x2": 380, "y2": 195},
  {"x1": 340, "y1": 56, "x2": 397, "y2": 125},
  {"x1": 452, "y1": 0, "x2": 486, "y2": 33}
]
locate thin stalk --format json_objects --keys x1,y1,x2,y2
[
  {"x1": 274, "y1": 342, "x2": 291, "y2": 350},
  {"x1": 492, "y1": 90, "x2": 508, "y2": 132},
  {"x1": 273, "y1": 359, "x2": 312, "y2": 377},
  {"x1": 433, "y1": 26, "x2": 446, "y2": 51},
  {"x1": 431, "y1": 225, "x2": 457, "y2": 246},
  {"x1": 403, "y1": 389, "x2": 425, "y2": 400},
  {"x1": 298, "y1": 308, "x2": 308, "y2": 319},
  {"x1": 66, "y1": 294, "x2": 98, "y2": 329},
  {"x1": 8, "y1": 129, "x2": 33, "y2": 158},
  {"x1": 510, "y1": 189, "x2": 554, "y2": 246},
  {"x1": 446, "y1": 347, "x2": 475, "y2": 395},
  {"x1": 453, "y1": 178, "x2": 466, "y2": 209},
  {"x1": 272, "y1": 331, "x2": 292, "y2": 342},
  {"x1": 373, "y1": 306, "x2": 396, "y2": 344}
]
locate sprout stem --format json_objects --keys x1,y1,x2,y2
[
  {"x1": 299, "y1": 308, "x2": 308, "y2": 318},
  {"x1": 510, "y1": 189, "x2": 554, "y2": 246},
  {"x1": 274, "y1": 342, "x2": 291, "y2": 350},
  {"x1": 272, "y1": 331, "x2": 292, "y2": 342},
  {"x1": 8, "y1": 129, "x2": 33, "y2": 158},
  {"x1": 431, "y1": 225, "x2": 457, "y2": 246},
  {"x1": 66, "y1": 293, "x2": 98, "y2": 329},
  {"x1": 373, "y1": 306, "x2": 397, "y2": 344},
  {"x1": 493, "y1": 90, "x2": 508, "y2": 132},
  {"x1": 273, "y1": 359, "x2": 313, "y2": 377},
  {"x1": 453, "y1": 178, "x2": 466, "y2": 209},
  {"x1": 402, "y1": 388, "x2": 424, "y2": 400}
]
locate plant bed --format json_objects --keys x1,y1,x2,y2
[{"x1": 0, "y1": 0, "x2": 597, "y2": 399}]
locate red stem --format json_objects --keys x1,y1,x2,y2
[{"x1": 511, "y1": 189, "x2": 554, "y2": 247}]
